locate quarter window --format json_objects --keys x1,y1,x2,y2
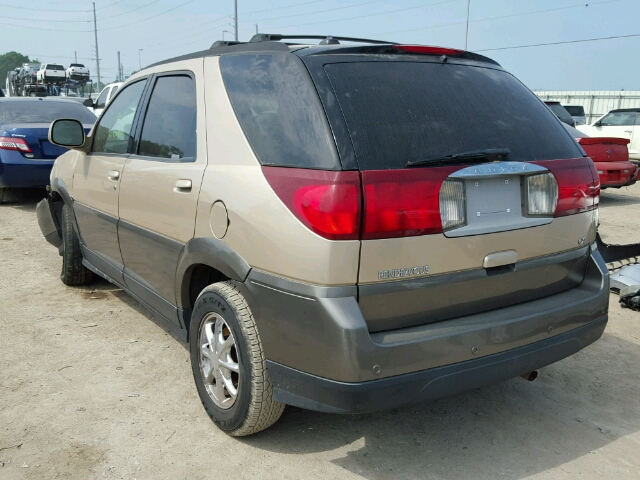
[
  {"x1": 137, "y1": 75, "x2": 197, "y2": 162},
  {"x1": 92, "y1": 80, "x2": 146, "y2": 154},
  {"x1": 95, "y1": 87, "x2": 110, "y2": 109}
]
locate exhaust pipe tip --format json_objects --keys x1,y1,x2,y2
[{"x1": 520, "y1": 371, "x2": 538, "y2": 382}]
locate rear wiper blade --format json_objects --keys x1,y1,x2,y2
[{"x1": 406, "y1": 148, "x2": 512, "y2": 168}]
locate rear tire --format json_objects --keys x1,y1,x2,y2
[
  {"x1": 0, "y1": 188, "x2": 4, "y2": 203},
  {"x1": 190, "y1": 281, "x2": 285, "y2": 436},
  {"x1": 60, "y1": 204, "x2": 94, "y2": 286}
]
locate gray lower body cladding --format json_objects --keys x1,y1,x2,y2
[
  {"x1": 237, "y1": 247, "x2": 609, "y2": 393},
  {"x1": 266, "y1": 315, "x2": 607, "y2": 413}
]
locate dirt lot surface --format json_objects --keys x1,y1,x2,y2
[{"x1": 1, "y1": 186, "x2": 639, "y2": 480}]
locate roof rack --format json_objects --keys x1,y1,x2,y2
[{"x1": 249, "y1": 34, "x2": 397, "y2": 45}]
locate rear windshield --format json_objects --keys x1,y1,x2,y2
[
  {"x1": 220, "y1": 54, "x2": 339, "y2": 169},
  {"x1": 564, "y1": 105, "x2": 585, "y2": 116},
  {"x1": 323, "y1": 62, "x2": 582, "y2": 170},
  {"x1": 69, "y1": 64, "x2": 84, "y2": 68},
  {"x1": 0, "y1": 101, "x2": 97, "y2": 125},
  {"x1": 47, "y1": 65, "x2": 65, "y2": 70}
]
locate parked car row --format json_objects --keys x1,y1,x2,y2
[{"x1": 8, "y1": 62, "x2": 91, "y2": 98}]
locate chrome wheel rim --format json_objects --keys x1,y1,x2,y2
[{"x1": 198, "y1": 313, "x2": 240, "y2": 409}]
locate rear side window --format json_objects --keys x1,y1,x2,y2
[
  {"x1": 137, "y1": 75, "x2": 197, "y2": 161},
  {"x1": 220, "y1": 54, "x2": 338, "y2": 169},
  {"x1": 546, "y1": 103, "x2": 575, "y2": 126},
  {"x1": 323, "y1": 62, "x2": 582, "y2": 170},
  {"x1": 95, "y1": 87, "x2": 110, "y2": 109}
]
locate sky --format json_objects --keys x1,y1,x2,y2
[{"x1": 0, "y1": 0, "x2": 638, "y2": 91}]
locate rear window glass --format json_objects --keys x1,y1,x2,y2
[
  {"x1": 220, "y1": 54, "x2": 338, "y2": 169},
  {"x1": 47, "y1": 65, "x2": 65, "y2": 70},
  {"x1": 0, "y1": 101, "x2": 97, "y2": 124},
  {"x1": 323, "y1": 62, "x2": 582, "y2": 170},
  {"x1": 564, "y1": 105, "x2": 585, "y2": 116}
]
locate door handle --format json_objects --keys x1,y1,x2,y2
[
  {"x1": 107, "y1": 170, "x2": 120, "y2": 181},
  {"x1": 174, "y1": 179, "x2": 192, "y2": 192},
  {"x1": 625, "y1": 130, "x2": 633, "y2": 134}
]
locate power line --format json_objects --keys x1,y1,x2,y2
[
  {"x1": 256, "y1": 0, "x2": 387, "y2": 23},
  {"x1": 101, "y1": 0, "x2": 196, "y2": 31},
  {"x1": 96, "y1": 0, "x2": 129, "y2": 10},
  {"x1": 378, "y1": 0, "x2": 622, "y2": 36},
  {"x1": 0, "y1": 13, "x2": 90, "y2": 22},
  {"x1": 264, "y1": 0, "x2": 461, "y2": 31},
  {"x1": 142, "y1": 15, "x2": 231, "y2": 49},
  {"x1": 242, "y1": 0, "x2": 324, "y2": 16},
  {"x1": 0, "y1": 2, "x2": 89, "y2": 12},
  {"x1": 477, "y1": 33, "x2": 640, "y2": 52},
  {"x1": 101, "y1": 0, "x2": 161, "y2": 20},
  {"x1": 0, "y1": 19, "x2": 90, "y2": 31}
]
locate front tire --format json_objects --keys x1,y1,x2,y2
[
  {"x1": 190, "y1": 282, "x2": 285, "y2": 436},
  {"x1": 60, "y1": 204, "x2": 94, "y2": 286}
]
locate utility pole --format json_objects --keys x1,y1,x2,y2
[
  {"x1": 117, "y1": 51, "x2": 121, "y2": 81},
  {"x1": 74, "y1": 51, "x2": 78, "y2": 63},
  {"x1": 255, "y1": 23, "x2": 258, "y2": 34},
  {"x1": 464, "y1": 0, "x2": 470, "y2": 50},
  {"x1": 138, "y1": 49, "x2": 143, "y2": 70},
  {"x1": 234, "y1": 0, "x2": 238, "y2": 41},
  {"x1": 93, "y1": 2, "x2": 101, "y2": 90}
]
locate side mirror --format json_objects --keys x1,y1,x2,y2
[
  {"x1": 594, "y1": 121, "x2": 602, "y2": 127},
  {"x1": 49, "y1": 119, "x2": 85, "y2": 148},
  {"x1": 83, "y1": 98, "x2": 94, "y2": 107}
]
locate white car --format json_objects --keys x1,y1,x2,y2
[
  {"x1": 66, "y1": 63, "x2": 90, "y2": 81},
  {"x1": 37, "y1": 63, "x2": 66, "y2": 84},
  {"x1": 578, "y1": 108, "x2": 640, "y2": 163},
  {"x1": 85, "y1": 82, "x2": 123, "y2": 116}
]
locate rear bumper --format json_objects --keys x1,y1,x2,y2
[
  {"x1": 237, "y1": 246, "x2": 609, "y2": 412},
  {"x1": 267, "y1": 315, "x2": 607, "y2": 413},
  {"x1": 0, "y1": 152, "x2": 54, "y2": 188},
  {"x1": 594, "y1": 161, "x2": 637, "y2": 188}
]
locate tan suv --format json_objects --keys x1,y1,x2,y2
[{"x1": 37, "y1": 35, "x2": 609, "y2": 436}]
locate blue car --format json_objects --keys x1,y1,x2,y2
[{"x1": 0, "y1": 97, "x2": 96, "y2": 201}]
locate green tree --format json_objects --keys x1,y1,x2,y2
[{"x1": 0, "y1": 51, "x2": 38, "y2": 83}]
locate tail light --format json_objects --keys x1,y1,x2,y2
[
  {"x1": 262, "y1": 167, "x2": 361, "y2": 240},
  {"x1": 361, "y1": 167, "x2": 459, "y2": 239},
  {"x1": 263, "y1": 158, "x2": 599, "y2": 241},
  {"x1": 524, "y1": 173, "x2": 558, "y2": 216},
  {"x1": 533, "y1": 158, "x2": 599, "y2": 217},
  {"x1": 0, "y1": 136, "x2": 32, "y2": 153}
]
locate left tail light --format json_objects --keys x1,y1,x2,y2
[
  {"x1": 262, "y1": 167, "x2": 361, "y2": 240},
  {"x1": 524, "y1": 173, "x2": 558, "y2": 216},
  {"x1": 0, "y1": 136, "x2": 32, "y2": 153}
]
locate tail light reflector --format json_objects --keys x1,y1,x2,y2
[
  {"x1": 439, "y1": 179, "x2": 466, "y2": 230},
  {"x1": 361, "y1": 167, "x2": 460, "y2": 239},
  {"x1": 525, "y1": 173, "x2": 558, "y2": 216},
  {"x1": 0, "y1": 136, "x2": 32, "y2": 153},
  {"x1": 533, "y1": 158, "x2": 599, "y2": 217},
  {"x1": 262, "y1": 167, "x2": 361, "y2": 240}
]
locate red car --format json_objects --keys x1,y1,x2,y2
[
  {"x1": 566, "y1": 125, "x2": 637, "y2": 189},
  {"x1": 578, "y1": 137, "x2": 637, "y2": 189}
]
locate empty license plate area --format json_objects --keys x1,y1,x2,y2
[{"x1": 444, "y1": 162, "x2": 553, "y2": 238}]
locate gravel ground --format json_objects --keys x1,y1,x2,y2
[{"x1": 0, "y1": 186, "x2": 639, "y2": 480}]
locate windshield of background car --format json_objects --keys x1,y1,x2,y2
[
  {"x1": 220, "y1": 54, "x2": 339, "y2": 169},
  {"x1": 322, "y1": 61, "x2": 582, "y2": 170},
  {"x1": 0, "y1": 101, "x2": 97, "y2": 124},
  {"x1": 599, "y1": 111, "x2": 637, "y2": 126},
  {"x1": 564, "y1": 105, "x2": 585, "y2": 116}
]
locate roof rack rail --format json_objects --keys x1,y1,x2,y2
[{"x1": 249, "y1": 33, "x2": 397, "y2": 45}]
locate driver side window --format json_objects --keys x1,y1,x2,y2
[
  {"x1": 600, "y1": 112, "x2": 636, "y2": 126},
  {"x1": 92, "y1": 81, "x2": 146, "y2": 154}
]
